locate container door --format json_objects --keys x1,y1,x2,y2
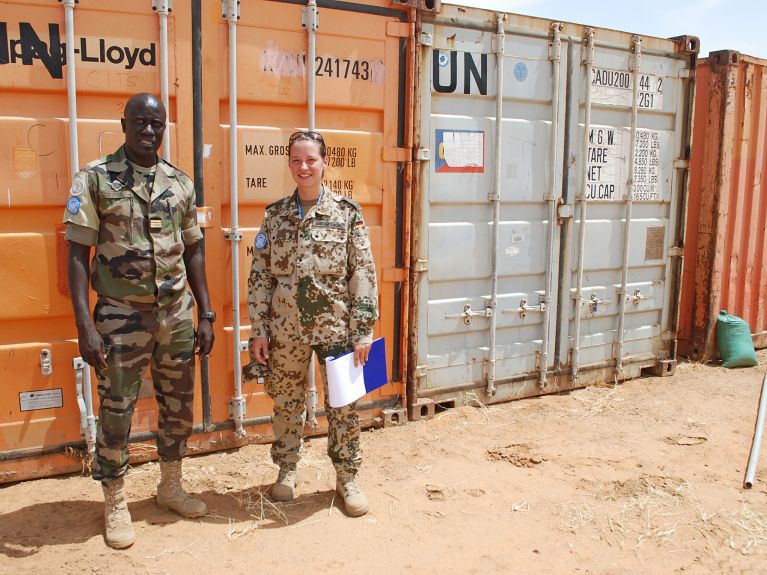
[
  {"x1": 412, "y1": 18, "x2": 568, "y2": 404},
  {"x1": 204, "y1": 0, "x2": 408, "y2": 434},
  {"x1": 563, "y1": 35, "x2": 693, "y2": 382},
  {"x1": 410, "y1": 6, "x2": 694, "y2": 407}
]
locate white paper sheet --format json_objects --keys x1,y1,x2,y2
[
  {"x1": 325, "y1": 352, "x2": 366, "y2": 408},
  {"x1": 442, "y1": 131, "x2": 483, "y2": 168}
]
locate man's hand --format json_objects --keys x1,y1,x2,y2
[
  {"x1": 196, "y1": 319, "x2": 215, "y2": 356},
  {"x1": 353, "y1": 343, "x2": 371, "y2": 368},
  {"x1": 78, "y1": 324, "x2": 108, "y2": 371},
  {"x1": 250, "y1": 337, "x2": 269, "y2": 365}
]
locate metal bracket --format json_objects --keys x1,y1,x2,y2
[
  {"x1": 509, "y1": 298, "x2": 547, "y2": 319},
  {"x1": 582, "y1": 27, "x2": 595, "y2": 65},
  {"x1": 414, "y1": 364, "x2": 428, "y2": 378},
  {"x1": 661, "y1": 331, "x2": 676, "y2": 342},
  {"x1": 446, "y1": 303, "x2": 492, "y2": 325},
  {"x1": 414, "y1": 258, "x2": 429, "y2": 273},
  {"x1": 301, "y1": 3, "x2": 319, "y2": 31},
  {"x1": 238, "y1": 340, "x2": 249, "y2": 352},
  {"x1": 418, "y1": 31, "x2": 433, "y2": 46},
  {"x1": 627, "y1": 288, "x2": 650, "y2": 306},
  {"x1": 224, "y1": 229, "x2": 243, "y2": 241},
  {"x1": 558, "y1": 203, "x2": 574, "y2": 219},
  {"x1": 548, "y1": 22, "x2": 562, "y2": 61},
  {"x1": 678, "y1": 68, "x2": 692, "y2": 79},
  {"x1": 151, "y1": 0, "x2": 172, "y2": 13},
  {"x1": 221, "y1": 0, "x2": 240, "y2": 21},
  {"x1": 673, "y1": 159, "x2": 690, "y2": 169},
  {"x1": 492, "y1": 22, "x2": 506, "y2": 56},
  {"x1": 229, "y1": 396, "x2": 246, "y2": 422},
  {"x1": 519, "y1": 299, "x2": 546, "y2": 319},
  {"x1": 583, "y1": 292, "x2": 612, "y2": 313},
  {"x1": 668, "y1": 246, "x2": 684, "y2": 257},
  {"x1": 629, "y1": 35, "x2": 642, "y2": 72},
  {"x1": 39, "y1": 349, "x2": 53, "y2": 376},
  {"x1": 415, "y1": 148, "x2": 431, "y2": 161}
]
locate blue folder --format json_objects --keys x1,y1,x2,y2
[{"x1": 332, "y1": 337, "x2": 389, "y2": 393}]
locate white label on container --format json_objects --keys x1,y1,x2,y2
[
  {"x1": 586, "y1": 127, "x2": 661, "y2": 201},
  {"x1": 19, "y1": 388, "x2": 63, "y2": 412},
  {"x1": 591, "y1": 67, "x2": 664, "y2": 110},
  {"x1": 632, "y1": 129, "x2": 661, "y2": 201},
  {"x1": 441, "y1": 131, "x2": 483, "y2": 169},
  {"x1": 586, "y1": 127, "x2": 624, "y2": 200}
]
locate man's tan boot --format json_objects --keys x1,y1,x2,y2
[
  {"x1": 102, "y1": 477, "x2": 136, "y2": 549},
  {"x1": 272, "y1": 465, "x2": 297, "y2": 501},
  {"x1": 156, "y1": 460, "x2": 207, "y2": 518},
  {"x1": 336, "y1": 478, "x2": 369, "y2": 517}
]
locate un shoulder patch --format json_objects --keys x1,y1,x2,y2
[
  {"x1": 66, "y1": 196, "x2": 81, "y2": 214},
  {"x1": 255, "y1": 231, "x2": 268, "y2": 249}
]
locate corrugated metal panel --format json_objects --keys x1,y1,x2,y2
[
  {"x1": 409, "y1": 5, "x2": 696, "y2": 409},
  {"x1": 679, "y1": 51, "x2": 767, "y2": 360}
]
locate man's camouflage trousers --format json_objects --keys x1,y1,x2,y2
[
  {"x1": 92, "y1": 290, "x2": 196, "y2": 481},
  {"x1": 267, "y1": 339, "x2": 361, "y2": 482}
]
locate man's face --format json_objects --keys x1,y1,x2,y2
[{"x1": 121, "y1": 98, "x2": 166, "y2": 167}]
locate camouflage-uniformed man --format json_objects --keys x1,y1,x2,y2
[
  {"x1": 64, "y1": 93, "x2": 215, "y2": 549},
  {"x1": 246, "y1": 130, "x2": 378, "y2": 517}
]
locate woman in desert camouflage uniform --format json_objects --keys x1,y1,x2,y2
[{"x1": 246, "y1": 131, "x2": 378, "y2": 517}]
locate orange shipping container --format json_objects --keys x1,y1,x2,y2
[
  {"x1": 679, "y1": 51, "x2": 767, "y2": 361},
  {"x1": 0, "y1": 0, "x2": 410, "y2": 483}
]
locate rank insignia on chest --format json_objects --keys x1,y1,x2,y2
[
  {"x1": 66, "y1": 196, "x2": 81, "y2": 214},
  {"x1": 150, "y1": 218, "x2": 162, "y2": 231},
  {"x1": 255, "y1": 231, "x2": 268, "y2": 249}
]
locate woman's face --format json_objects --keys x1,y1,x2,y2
[{"x1": 288, "y1": 139, "x2": 327, "y2": 191}]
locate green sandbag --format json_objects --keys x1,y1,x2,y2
[{"x1": 716, "y1": 310, "x2": 758, "y2": 368}]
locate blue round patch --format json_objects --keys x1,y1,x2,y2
[
  {"x1": 66, "y1": 196, "x2": 81, "y2": 214},
  {"x1": 514, "y1": 62, "x2": 528, "y2": 82},
  {"x1": 254, "y1": 232, "x2": 268, "y2": 249},
  {"x1": 438, "y1": 52, "x2": 449, "y2": 68}
]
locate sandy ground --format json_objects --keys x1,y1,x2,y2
[{"x1": 4, "y1": 353, "x2": 767, "y2": 575}]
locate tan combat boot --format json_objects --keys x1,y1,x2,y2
[
  {"x1": 102, "y1": 477, "x2": 136, "y2": 549},
  {"x1": 156, "y1": 460, "x2": 207, "y2": 518},
  {"x1": 271, "y1": 465, "x2": 297, "y2": 501},
  {"x1": 336, "y1": 478, "x2": 369, "y2": 517}
]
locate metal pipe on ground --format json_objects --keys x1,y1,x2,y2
[{"x1": 744, "y1": 370, "x2": 767, "y2": 488}]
